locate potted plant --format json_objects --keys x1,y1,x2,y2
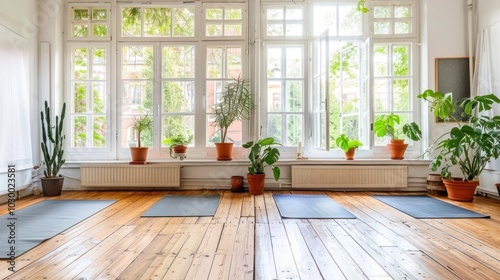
[
  {"x1": 335, "y1": 134, "x2": 363, "y2": 160},
  {"x1": 418, "y1": 90, "x2": 500, "y2": 201},
  {"x1": 130, "y1": 114, "x2": 152, "y2": 164},
  {"x1": 40, "y1": 101, "x2": 66, "y2": 196},
  {"x1": 373, "y1": 113, "x2": 422, "y2": 159},
  {"x1": 242, "y1": 137, "x2": 282, "y2": 195},
  {"x1": 213, "y1": 76, "x2": 254, "y2": 160},
  {"x1": 163, "y1": 134, "x2": 193, "y2": 160}
]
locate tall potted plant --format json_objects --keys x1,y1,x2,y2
[
  {"x1": 242, "y1": 137, "x2": 282, "y2": 195},
  {"x1": 213, "y1": 76, "x2": 254, "y2": 160},
  {"x1": 130, "y1": 114, "x2": 152, "y2": 164},
  {"x1": 418, "y1": 90, "x2": 500, "y2": 201},
  {"x1": 40, "y1": 101, "x2": 66, "y2": 196},
  {"x1": 373, "y1": 113, "x2": 422, "y2": 159}
]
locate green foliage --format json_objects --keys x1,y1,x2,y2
[
  {"x1": 132, "y1": 114, "x2": 153, "y2": 147},
  {"x1": 242, "y1": 137, "x2": 282, "y2": 181},
  {"x1": 420, "y1": 91, "x2": 500, "y2": 180},
  {"x1": 40, "y1": 101, "x2": 66, "y2": 178},
  {"x1": 374, "y1": 113, "x2": 421, "y2": 141},
  {"x1": 356, "y1": 0, "x2": 370, "y2": 13},
  {"x1": 162, "y1": 134, "x2": 193, "y2": 146},
  {"x1": 213, "y1": 77, "x2": 254, "y2": 143},
  {"x1": 335, "y1": 134, "x2": 363, "y2": 152}
]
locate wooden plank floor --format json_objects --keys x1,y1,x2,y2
[{"x1": 1, "y1": 190, "x2": 499, "y2": 279}]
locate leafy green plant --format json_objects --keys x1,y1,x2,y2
[
  {"x1": 374, "y1": 113, "x2": 422, "y2": 141},
  {"x1": 335, "y1": 134, "x2": 363, "y2": 152},
  {"x1": 132, "y1": 114, "x2": 153, "y2": 147},
  {"x1": 356, "y1": 0, "x2": 370, "y2": 13},
  {"x1": 40, "y1": 101, "x2": 66, "y2": 178},
  {"x1": 163, "y1": 134, "x2": 193, "y2": 146},
  {"x1": 418, "y1": 90, "x2": 500, "y2": 180},
  {"x1": 213, "y1": 77, "x2": 254, "y2": 143},
  {"x1": 242, "y1": 137, "x2": 282, "y2": 181}
]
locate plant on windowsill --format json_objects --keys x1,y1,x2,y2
[
  {"x1": 130, "y1": 114, "x2": 152, "y2": 164},
  {"x1": 373, "y1": 113, "x2": 422, "y2": 159},
  {"x1": 213, "y1": 76, "x2": 254, "y2": 160},
  {"x1": 163, "y1": 134, "x2": 193, "y2": 160},
  {"x1": 418, "y1": 89, "x2": 500, "y2": 201},
  {"x1": 40, "y1": 100, "x2": 66, "y2": 196},
  {"x1": 335, "y1": 134, "x2": 363, "y2": 160},
  {"x1": 242, "y1": 137, "x2": 282, "y2": 195}
]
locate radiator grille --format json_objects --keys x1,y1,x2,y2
[
  {"x1": 81, "y1": 164, "x2": 181, "y2": 187},
  {"x1": 292, "y1": 166, "x2": 407, "y2": 189}
]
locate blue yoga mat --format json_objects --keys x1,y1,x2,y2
[
  {"x1": 0, "y1": 199, "x2": 116, "y2": 258},
  {"x1": 142, "y1": 195, "x2": 221, "y2": 217},
  {"x1": 273, "y1": 194, "x2": 356, "y2": 219},
  {"x1": 373, "y1": 195, "x2": 490, "y2": 219}
]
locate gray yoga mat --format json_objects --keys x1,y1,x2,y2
[
  {"x1": 373, "y1": 195, "x2": 490, "y2": 219},
  {"x1": 141, "y1": 195, "x2": 221, "y2": 217},
  {"x1": 0, "y1": 199, "x2": 116, "y2": 258},
  {"x1": 273, "y1": 194, "x2": 356, "y2": 219}
]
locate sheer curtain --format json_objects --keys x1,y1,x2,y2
[
  {"x1": 474, "y1": 21, "x2": 500, "y2": 170},
  {"x1": 0, "y1": 23, "x2": 33, "y2": 192}
]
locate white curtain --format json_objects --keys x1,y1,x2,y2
[
  {"x1": 0, "y1": 24, "x2": 33, "y2": 174},
  {"x1": 474, "y1": 21, "x2": 500, "y2": 170}
]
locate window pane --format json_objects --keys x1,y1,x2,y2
[
  {"x1": 339, "y1": 5, "x2": 361, "y2": 36},
  {"x1": 92, "y1": 48, "x2": 106, "y2": 80},
  {"x1": 122, "y1": 7, "x2": 141, "y2": 37},
  {"x1": 207, "y1": 48, "x2": 223, "y2": 78},
  {"x1": 267, "y1": 24, "x2": 284, "y2": 36},
  {"x1": 267, "y1": 114, "x2": 282, "y2": 142},
  {"x1": 395, "y1": 6, "x2": 411, "y2": 18},
  {"x1": 395, "y1": 21, "x2": 411, "y2": 34},
  {"x1": 92, "y1": 24, "x2": 107, "y2": 37},
  {"x1": 206, "y1": 80, "x2": 223, "y2": 113},
  {"x1": 225, "y1": 8, "x2": 242, "y2": 20},
  {"x1": 72, "y1": 116, "x2": 87, "y2": 147},
  {"x1": 286, "y1": 114, "x2": 302, "y2": 146},
  {"x1": 393, "y1": 79, "x2": 410, "y2": 111},
  {"x1": 227, "y1": 47, "x2": 242, "y2": 78},
  {"x1": 313, "y1": 6, "x2": 337, "y2": 36},
  {"x1": 393, "y1": 45, "x2": 409, "y2": 76},
  {"x1": 374, "y1": 79, "x2": 389, "y2": 111},
  {"x1": 92, "y1": 82, "x2": 106, "y2": 113},
  {"x1": 122, "y1": 46, "x2": 154, "y2": 79},
  {"x1": 286, "y1": 81, "x2": 302, "y2": 112},
  {"x1": 225, "y1": 24, "x2": 242, "y2": 36},
  {"x1": 286, "y1": 24, "x2": 302, "y2": 36},
  {"x1": 92, "y1": 116, "x2": 107, "y2": 147},
  {"x1": 341, "y1": 115, "x2": 359, "y2": 141},
  {"x1": 163, "y1": 82, "x2": 195, "y2": 113},
  {"x1": 163, "y1": 46, "x2": 195, "y2": 78},
  {"x1": 73, "y1": 24, "x2": 88, "y2": 37},
  {"x1": 73, "y1": 48, "x2": 88, "y2": 79},
  {"x1": 267, "y1": 8, "x2": 283, "y2": 20},
  {"x1": 374, "y1": 6, "x2": 391, "y2": 18},
  {"x1": 73, "y1": 82, "x2": 87, "y2": 113},
  {"x1": 206, "y1": 24, "x2": 223, "y2": 36},
  {"x1": 286, "y1": 47, "x2": 303, "y2": 78},
  {"x1": 121, "y1": 81, "x2": 153, "y2": 113},
  {"x1": 267, "y1": 47, "x2": 283, "y2": 78},
  {"x1": 92, "y1": 8, "x2": 107, "y2": 20},
  {"x1": 374, "y1": 46, "x2": 388, "y2": 76},
  {"x1": 342, "y1": 82, "x2": 359, "y2": 114},
  {"x1": 267, "y1": 81, "x2": 282, "y2": 112},
  {"x1": 206, "y1": 8, "x2": 223, "y2": 20},
  {"x1": 374, "y1": 21, "x2": 390, "y2": 35},
  {"x1": 173, "y1": 7, "x2": 195, "y2": 37},
  {"x1": 145, "y1": 8, "x2": 172, "y2": 37},
  {"x1": 286, "y1": 8, "x2": 303, "y2": 20},
  {"x1": 73, "y1": 8, "x2": 89, "y2": 20}
]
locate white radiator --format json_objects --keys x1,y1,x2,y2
[
  {"x1": 292, "y1": 166, "x2": 407, "y2": 189},
  {"x1": 80, "y1": 164, "x2": 181, "y2": 187}
]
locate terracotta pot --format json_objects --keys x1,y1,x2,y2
[
  {"x1": 496, "y1": 183, "x2": 500, "y2": 196},
  {"x1": 247, "y1": 173, "x2": 266, "y2": 195},
  {"x1": 426, "y1": 174, "x2": 447, "y2": 196},
  {"x1": 40, "y1": 177, "x2": 64, "y2": 196},
  {"x1": 215, "y1": 142, "x2": 234, "y2": 161},
  {"x1": 442, "y1": 178, "x2": 480, "y2": 202},
  {"x1": 344, "y1": 148, "x2": 356, "y2": 160},
  {"x1": 130, "y1": 147, "x2": 149, "y2": 162},
  {"x1": 387, "y1": 139, "x2": 408, "y2": 160},
  {"x1": 231, "y1": 176, "x2": 245, "y2": 193},
  {"x1": 170, "y1": 145, "x2": 188, "y2": 159}
]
